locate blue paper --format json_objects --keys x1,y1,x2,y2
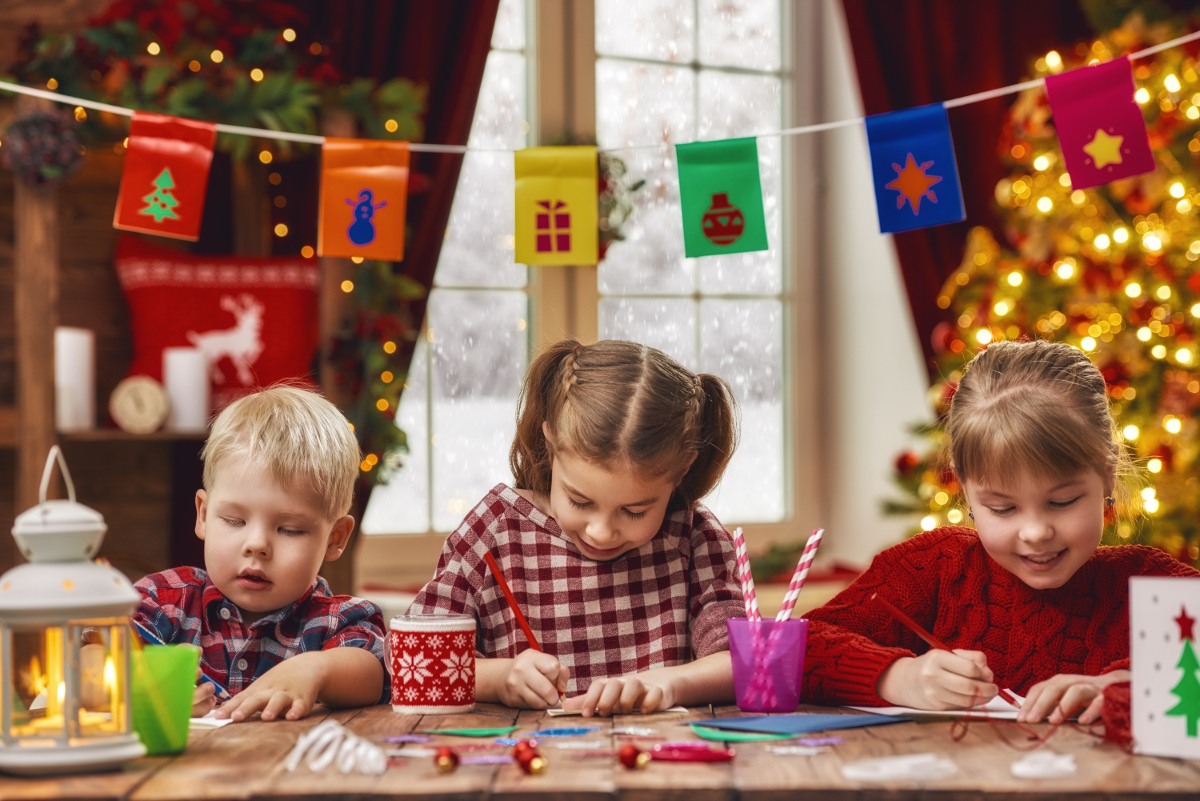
[
  {"x1": 534, "y1": 727, "x2": 601, "y2": 737},
  {"x1": 864, "y1": 103, "x2": 965, "y2": 234},
  {"x1": 691, "y1": 713, "x2": 907, "y2": 736}
]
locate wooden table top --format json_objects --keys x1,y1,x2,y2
[{"x1": 1, "y1": 703, "x2": 1197, "y2": 800}]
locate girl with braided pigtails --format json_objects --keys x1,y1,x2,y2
[{"x1": 409, "y1": 340, "x2": 745, "y2": 716}]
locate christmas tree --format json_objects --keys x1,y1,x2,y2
[
  {"x1": 886, "y1": 9, "x2": 1200, "y2": 566},
  {"x1": 138, "y1": 168, "x2": 181, "y2": 223},
  {"x1": 1167, "y1": 637, "x2": 1200, "y2": 736}
]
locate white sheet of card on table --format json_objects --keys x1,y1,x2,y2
[{"x1": 1130, "y1": 576, "x2": 1200, "y2": 759}]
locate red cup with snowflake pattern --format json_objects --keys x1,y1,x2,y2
[{"x1": 386, "y1": 614, "x2": 477, "y2": 714}]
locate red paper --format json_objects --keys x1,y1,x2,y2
[
  {"x1": 113, "y1": 112, "x2": 218, "y2": 242},
  {"x1": 1045, "y1": 57, "x2": 1155, "y2": 190}
]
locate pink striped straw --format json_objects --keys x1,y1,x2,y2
[
  {"x1": 731, "y1": 527, "x2": 760, "y2": 621},
  {"x1": 775, "y1": 529, "x2": 824, "y2": 622}
]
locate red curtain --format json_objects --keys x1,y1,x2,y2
[{"x1": 839, "y1": 0, "x2": 1092, "y2": 375}]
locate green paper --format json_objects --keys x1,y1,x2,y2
[
  {"x1": 689, "y1": 723, "x2": 794, "y2": 742},
  {"x1": 676, "y1": 137, "x2": 768, "y2": 258},
  {"x1": 419, "y1": 726, "x2": 519, "y2": 737}
]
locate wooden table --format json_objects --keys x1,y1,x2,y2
[{"x1": 1, "y1": 703, "x2": 1197, "y2": 800}]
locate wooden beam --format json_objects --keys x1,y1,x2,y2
[
  {"x1": 13, "y1": 96, "x2": 60, "y2": 556},
  {"x1": 0, "y1": 406, "x2": 14, "y2": 448}
]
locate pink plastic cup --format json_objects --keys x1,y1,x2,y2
[{"x1": 727, "y1": 618, "x2": 808, "y2": 713}]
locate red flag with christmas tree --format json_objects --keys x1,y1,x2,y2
[
  {"x1": 1044, "y1": 57, "x2": 1155, "y2": 190},
  {"x1": 113, "y1": 112, "x2": 218, "y2": 242}
]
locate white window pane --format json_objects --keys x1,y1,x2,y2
[
  {"x1": 491, "y1": 0, "x2": 526, "y2": 50},
  {"x1": 599, "y1": 298, "x2": 697, "y2": 371},
  {"x1": 361, "y1": 339, "x2": 430, "y2": 535},
  {"x1": 596, "y1": 59, "x2": 695, "y2": 295},
  {"x1": 468, "y1": 51, "x2": 527, "y2": 150},
  {"x1": 699, "y1": 299, "x2": 783, "y2": 522},
  {"x1": 430, "y1": 290, "x2": 527, "y2": 531},
  {"x1": 436, "y1": 151, "x2": 526, "y2": 288},
  {"x1": 697, "y1": 0, "x2": 780, "y2": 71},
  {"x1": 595, "y1": 0, "x2": 694, "y2": 62},
  {"x1": 696, "y1": 71, "x2": 782, "y2": 295}
]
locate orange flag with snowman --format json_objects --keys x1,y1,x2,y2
[
  {"x1": 514, "y1": 146, "x2": 598, "y2": 265},
  {"x1": 318, "y1": 139, "x2": 410, "y2": 261}
]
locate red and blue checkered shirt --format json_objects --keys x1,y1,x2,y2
[{"x1": 133, "y1": 566, "x2": 389, "y2": 703}]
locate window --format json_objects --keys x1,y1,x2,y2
[
  {"x1": 361, "y1": 0, "x2": 530, "y2": 536},
  {"x1": 594, "y1": 0, "x2": 788, "y2": 523}
]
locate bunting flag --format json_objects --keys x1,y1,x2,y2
[
  {"x1": 1044, "y1": 57, "x2": 1155, "y2": 190},
  {"x1": 318, "y1": 139, "x2": 410, "y2": 261},
  {"x1": 514, "y1": 146, "x2": 598, "y2": 265},
  {"x1": 676, "y1": 137, "x2": 769, "y2": 258},
  {"x1": 113, "y1": 111, "x2": 218, "y2": 241},
  {"x1": 864, "y1": 104, "x2": 965, "y2": 234}
]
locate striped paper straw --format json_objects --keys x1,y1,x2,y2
[
  {"x1": 731, "y1": 527, "x2": 760, "y2": 621},
  {"x1": 775, "y1": 529, "x2": 824, "y2": 623}
]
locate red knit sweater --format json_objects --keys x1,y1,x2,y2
[{"x1": 801, "y1": 527, "x2": 1199, "y2": 706}]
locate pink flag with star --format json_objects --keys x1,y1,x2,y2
[{"x1": 1045, "y1": 57, "x2": 1155, "y2": 190}]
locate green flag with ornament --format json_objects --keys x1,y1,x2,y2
[{"x1": 675, "y1": 138, "x2": 768, "y2": 258}]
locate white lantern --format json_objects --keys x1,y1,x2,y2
[{"x1": 0, "y1": 447, "x2": 145, "y2": 774}]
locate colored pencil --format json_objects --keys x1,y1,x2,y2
[
  {"x1": 483, "y1": 551, "x2": 542, "y2": 653},
  {"x1": 870, "y1": 593, "x2": 1020, "y2": 708}
]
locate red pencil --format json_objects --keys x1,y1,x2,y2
[
  {"x1": 483, "y1": 551, "x2": 542, "y2": 653},
  {"x1": 870, "y1": 592, "x2": 1021, "y2": 708}
]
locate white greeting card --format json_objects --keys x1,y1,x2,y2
[{"x1": 1130, "y1": 576, "x2": 1200, "y2": 759}]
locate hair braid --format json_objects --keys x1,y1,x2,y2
[
  {"x1": 560, "y1": 349, "x2": 580, "y2": 399},
  {"x1": 682, "y1": 376, "x2": 703, "y2": 445}
]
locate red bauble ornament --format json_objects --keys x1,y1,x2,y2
[
  {"x1": 930, "y1": 321, "x2": 956, "y2": 355},
  {"x1": 434, "y1": 746, "x2": 459, "y2": 774},
  {"x1": 618, "y1": 743, "x2": 651, "y2": 770},
  {"x1": 894, "y1": 451, "x2": 921, "y2": 478},
  {"x1": 513, "y1": 741, "x2": 547, "y2": 775},
  {"x1": 701, "y1": 192, "x2": 745, "y2": 246}
]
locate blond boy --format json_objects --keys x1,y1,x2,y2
[{"x1": 133, "y1": 387, "x2": 387, "y2": 722}]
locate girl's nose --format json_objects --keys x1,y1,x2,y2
[
  {"x1": 586, "y1": 517, "x2": 620, "y2": 547},
  {"x1": 1018, "y1": 517, "x2": 1054, "y2": 543}
]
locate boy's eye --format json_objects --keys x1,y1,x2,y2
[{"x1": 221, "y1": 517, "x2": 244, "y2": 527}]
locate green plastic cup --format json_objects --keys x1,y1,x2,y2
[{"x1": 131, "y1": 644, "x2": 200, "y2": 755}]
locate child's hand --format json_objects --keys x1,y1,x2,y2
[
  {"x1": 191, "y1": 667, "x2": 217, "y2": 718},
  {"x1": 497, "y1": 650, "x2": 570, "y2": 709},
  {"x1": 1018, "y1": 669, "x2": 1129, "y2": 724},
  {"x1": 878, "y1": 650, "x2": 998, "y2": 710},
  {"x1": 563, "y1": 675, "x2": 674, "y2": 717},
  {"x1": 214, "y1": 657, "x2": 321, "y2": 722}
]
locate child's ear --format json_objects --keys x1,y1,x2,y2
[
  {"x1": 323, "y1": 515, "x2": 356, "y2": 562},
  {"x1": 194, "y1": 490, "x2": 208, "y2": 542},
  {"x1": 673, "y1": 450, "x2": 698, "y2": 486},
  {"x1": 541, "y1": 421, "x2": 555, "y2": 456}
]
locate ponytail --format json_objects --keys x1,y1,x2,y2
[
  {"x1": 509, "y1": 340, "x2": 580, "y2": 494},
  {"x1": 676, "y1": 373, "x2": 739, "y2": 505}
]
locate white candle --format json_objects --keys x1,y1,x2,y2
[
  {"x1": 162, "y1": 347, "x2": 210, "y2": 432},
  {"x1": 54, "y1": 327, "x2": 95, "y2": 432}
]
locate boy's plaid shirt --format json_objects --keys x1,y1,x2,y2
[
  {"x1": 409, "y1": 484, "x2": 745, "y2": 695},
  {"x1": 134, "y1": 567, "x2": 389, "y2": 702}
]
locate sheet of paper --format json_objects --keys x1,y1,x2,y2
[
  {"x1": 547, "y1": 705, "x2": 689, "y2": 717},
  {"x1": 848, "y1": 692, "x2": 1024, "y2": 720},
  {"x1": 190, "y1": 711, "x2": 234, "y2": 729},
  {"x1": 691, "y1": 713, "x2": 906, "y2": 736}
]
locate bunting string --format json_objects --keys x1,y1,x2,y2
[{"x1": 2, "y1": 28, "x2": 1200, "y2": 154}]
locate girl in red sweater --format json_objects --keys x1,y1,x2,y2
[{"x1": 802, "y1": 339, "x2": 1198, "y2": 723}]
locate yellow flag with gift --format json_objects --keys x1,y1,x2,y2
[{"x1": 514, "y1": 146, "x2": 598, "y2": 265}]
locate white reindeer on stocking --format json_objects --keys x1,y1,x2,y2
[{"x1": 186, "y1": 294, "x2": 265, "y2": 385}]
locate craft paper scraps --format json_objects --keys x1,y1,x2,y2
[
  {"x1": 765, "y1": 745, "x2": 825, "y2": 756},
  {"x1": 189, "y1": 711, "x2": 234, "y2": 729},
  {"x1": 849, "y1": 691, "x2": 1024, "y2": 720},
  {"x1": 548, "y1": 705, "x2": 688, "y2": 717},
  {"x1": 1011, "y1": 751, "x2": 1076, "y2": 779},
  {"x1": 1130, "y1": 576, "x2": 1200, "y2": 759},
  {"x1": 1044, "y1": 57, "x2": 1155, "y2": 190},
  {"x1": 675, "y1": 137, "x2": 769, "y2": 258},
  {"x1": 864, "y1": 103, "x2": 965, "y2": 234},
  {"x1": 689, "y1": 725, "x2": 795, "y2": 743},
  {"x1": 319, "y1": 138, "x2": 410, "y2": 261},
  {"x1": 114, "y1": 111, "x2": 217, "y2": 242},
  {"x1": 691, "y1": 713, "x2": 906, "y2": 736},
  {"x1": 842, "y1": 752, "x2": 956, "y2": 782},
  {"x1": 514, "y1": 146, "x2": 598, "y2": 265},
  {"x1": 534, "y1": 727, "x2": 601, "y2": 737},
  {"x1": 382, "y1": 734, "x2": 432, "y2": 743},
  {"x1": 418, "y1": 726, "x2": 518, "y2": 737}
]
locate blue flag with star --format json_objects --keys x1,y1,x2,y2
[{"x1": 864, "y1": 103, "x2": 965, "y2": 234}]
